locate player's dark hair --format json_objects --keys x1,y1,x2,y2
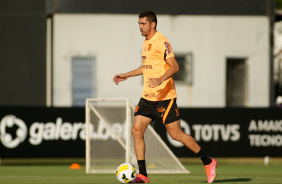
[{"x1": 139, "y1": 11, "x2": 157, "y2": 28}]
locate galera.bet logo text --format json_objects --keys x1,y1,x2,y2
[{"x1": 0, "y1": 115, "x2": 27, "y2": 148}]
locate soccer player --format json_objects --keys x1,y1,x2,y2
[{"x1": 113, "y1": 11, "x2": 217, "y2": 183}]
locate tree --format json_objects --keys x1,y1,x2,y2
[{"x1": 276, "y1": 0, "x2": 282, "y2": 10}]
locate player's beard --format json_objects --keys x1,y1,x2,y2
[{"x1": 140, "y1": 29, "x2": 148, "y2": 37}]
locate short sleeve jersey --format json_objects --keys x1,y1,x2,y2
[{"x1": 141, "y1": 32, "x2": 177, "y2": 101}]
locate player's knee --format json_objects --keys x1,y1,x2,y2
[
  {"x1": 169, "y1": 132, "x2": 182, "y2": 142},
  {"x1": 131, "y1": 127, "x2": 142, "y2": 139}
]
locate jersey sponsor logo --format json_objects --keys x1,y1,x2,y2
[
  {"x1": 143, "y1": 65, "x2": 152, "y2": 69},
  {"x1": 142, "y1": 56, "x2": 146, "y2": 64},
  {"x1": 142, "y1": 56, "x2": 146, "y2": 65},
  {"x1": 144, "y1": 93, "x2": 155, "y2": 97},
  {"x1": 164, "y1": 42, "x2": 172, "y2": 54}
]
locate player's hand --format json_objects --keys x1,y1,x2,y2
[
  {"x1": 113, "y1": 74, "x2": 128, "y2": 85},
  {"x1": 147, "y1": 78, "x2": 162, "y2": 88}
]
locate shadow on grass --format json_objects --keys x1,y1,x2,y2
[{"x1": 215, "y1": 178, "x2": 252, "y2": 183}]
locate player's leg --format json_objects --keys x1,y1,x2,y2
[
  {"x1": 158, "y1": 99, "x2": 202, "y2": 154},
  {"x1": 132, "y1": 98, "x2": 155, "y2": 183},
  {"x1": 165, "y1": 120, "x2": 217, "y2": 183},
  {"x1": 131, "y1": 115, "x2": 151, "y2": 160},
  {"x1": 131, "y1": 115, "x2": 151, "y2": 183},
  {"x1": 165, "y1": 120, "x2": 201, "y2": 153}
]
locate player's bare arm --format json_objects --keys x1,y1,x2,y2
[
  {"x1": 113, "y1": 66, "x2": 143, "y2": 85},
  {"x1": 147, "y1": 57, "x2": 179, "y2": 88}
]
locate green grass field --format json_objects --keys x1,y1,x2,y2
[{"x1": 0, "y1": 158, "x2": 282, "y2": 184}]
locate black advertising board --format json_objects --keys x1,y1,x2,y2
[
  {"x1": 0, "y1": 107, "x2": 281, "y2": 158},
  {"x1": 153, "y1": 108, "x2": 282, "y2": 157},
  {"x1": 0, "y1": 107, "x2": 85, "y2": 157}
]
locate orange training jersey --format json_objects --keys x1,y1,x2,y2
[{"x1": 141, "y1": 32, "x2": 177, "y2": 101}]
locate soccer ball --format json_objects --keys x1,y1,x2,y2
[{"x1": 116, "y1": 163, "x2": 136, "y2": 183}]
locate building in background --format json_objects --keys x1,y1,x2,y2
[
  {"x1": 52, "y1": 14, "x2": 270, "y2": 107},
  {"x1": 274, "y1": 14, "x2": 282, "y2": 107},
  {"x1": 0, "y1": 0, "x2": 275, "y2": 107}
]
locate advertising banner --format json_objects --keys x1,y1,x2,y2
[
  {"x1": 0, "y1": 107, "x2": 281, "y2": 157},
  {"x1": 153, "y1": 108, "x2": 282, "y2": 157},
  {"x1": 0, "y1": 107, "x2": 85, "y2": 157}
]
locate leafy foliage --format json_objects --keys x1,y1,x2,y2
[{"x1": 276, "y1": 0, "x2": 282, "y2": 10}]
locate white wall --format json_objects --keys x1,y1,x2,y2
[
  {"x1": 53, "y1": 14, "x2": 269, "y2": 107},
  {"x1": 273, "y1": 21, "x2": 282, "y2": 104}
]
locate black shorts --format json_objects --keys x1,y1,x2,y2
[{"x1": 134, "y1": 98, "x2": 180, "y2": 124}]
